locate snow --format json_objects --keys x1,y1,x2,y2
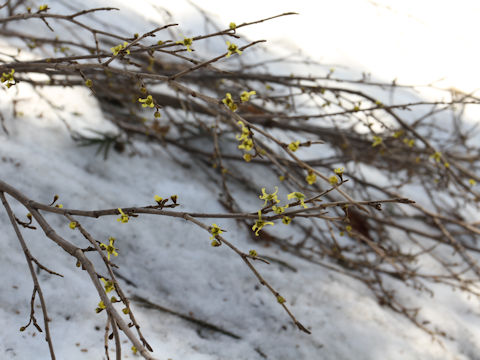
[{"x1": 1, "y1": 1, "x2": 480, "y2": 359}]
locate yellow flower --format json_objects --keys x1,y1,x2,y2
[
  {"x1": 243, "y1": 153, "x2": 252, "y2": 162},
  {"x1": 117, "y1": 208, "x2": 129, "y2": 223},
  {"x1": 96, "y1": 300, "x2": 106, "y2": 313},
  {"x1": 211, "y1": 239, "x2": 221, "y2": 247},
  {"x1": 240, "y1": 90, "x2": 256, "y2": 102},
  {"x1": 176, "y1": 37, "x2": 193, "y2": 52},
  {"x1": 131, "y1": 346, "x2": 137, "y2": 355},
  {"x1": 154, "y1": 195, "x2": 163, "y2": 203},
  {"x1": 334, "y1": 167, "x2": 344, "y2": 176},
  {"x1": 252, "y1": 211, "x2": 274, "y2": 236},
  {"x1": 393, "y1": 130, "x2": 404, "y2": 138},
  {"x1": 287, "y1": 192, "x2": 307, "y2": 208},
  {"x1": 69, "y1": 221, "x2": 76, "y2": 230},
  {"x1": 259, "y1": 187, "x2": 280, "y2": 206},
  {"x1": 101, "y1": 278, "x2": 115, "y2": 293},
  {"x1": 210, "y1": 223, "x2": 223, "y2": 240},
  {"x1": 306, "y1": 171, "x2": 316, "y2": 185},
  {"x1": 85, "y1": 79, "x2": 93, "y2": 87},
  {"x1": 282, "y1": 216, "x2": 292, "y2": 225},
  {"x1": 38, "y1": 4, "x2": 48, "y2": 11},
  {"x1": 222, "y1": 93, "x2": 237, "y2": 112},
  {"x1": 430, "y1": 151, "x2": 441, "y2": 163},
  {"x1": 249, "y1": 249, "x2": 258, "y2": 257},
  {"x1": 469, "y1": 179, "x2": 477, "y2": 186},
  {"x1": 100, "y1": 237, "x2": 118, "y2": 260},
  {"x1": 1, "y1": 69, "x2": 15, "y2": 88},
  {"x1": 226, "y1": 41, "x2": 242, "y2": 57},
  {"x1": 276, "y1": 295, "x2": 286, "y2": 304},
  {"x1": 238, "y1": 138, "x2": 253, "y2": 151},
  {"x1": 111, "y1": 42, "x2": 130, "y2": 56},
  {"x1": 372, "y1": 136, "x2": 382, "y2": 147},
  {"x1": 329, "y1": 175, "x2": 339, "y2": 186},
  {"x1": 403, "y1": 138, "x2": 415, "y2": 147},
  {"x1": 288, "y1": 141, "x2": 300, "y2": 152},
  {"x1": 229, "y1": 22, "x2": 237, "y2": 30},
  {"x1": 138, "y1": 95, "x2": 154, "y2": 108},
  {"x1": 272, "y1": 204, "x2": 288, "y2": 214}
]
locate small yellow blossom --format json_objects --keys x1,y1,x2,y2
[
  {"x1": 211, "y1": 239, "x2": 221, "y2": 247},
  {"x1": 38, "y1": 4, "x2": 48, "y2": 11},
  {"x1": 393, "y1": 130, "x2": 404, "y2": 138},
  {"x1": 138, "y1": 95, "x2": 154, "y2": 108},
  {"x1": 69, "y1": 221, "x2": 76, "y2": 230},
  {"x1": 238, "y1": 138, "x2": 253, "y2": 151},
  {"x1": 252, "y1": 211, "x2": 274, "y2": 236},
  {"x1": 272, "y1": 204, "x2": 288, "y2": 214},
  {"x1": 122, "y1": 307, "x2": 129, "y2": 314},
  {"x1": 249, "y1": 249, "x2": 258, "y2": 257},
  {"x1": 229, "y1": 22, "x2": 237, "y2": 30},
  {"x1": 403, "y1": 138, "x2": 415, "y2": 147},
  {"x1": 259, "y1": 187, "x2": 280, "y2": 206},
  {"x1": 469, "y1": 179, "x2": 477, "y2": 186},
  {"x1": 226, "y1": 41, "x2": 242, "y2": 57},
  {"x1": 131, "y1": 346, "x2": 137, "y2": 355},
  {"x1": 1, "y1": 69, "x2": 15, "y2": 88},
  {"x1": 278, "y1": 175, "x2": 285, "y2": 181},
  {"x1": 240, "y1": 90, "x2": 256, "y2": 102},
  {"x1": 117, "y1": 208, "x2": 129, "y2": 223},
  {"x1": 176, "y1": 37, "x2": 193, "y2": 52},
  {"x1": 430, "y1": 151, "x2": 441, "y2": 163},
  {"x1": 288, "y1": 141, "x2": 300, "y2": 152},
  {"x1": 306, "y1": 171, "x2": 316, "y2": 185},
  {"x1": 154, "y1": 195, "x2": 163, "y2": 203},
  {"x1": 346, "y1": 225, "x2": 352, "y2": 233},
  {"x1": 101, "y1": 278, "x2": 115, "y2": 293},
  {"x1": 372, "y1": 136, "x2": 383, "y2": 147},
  {"x1": 276, "y1": 295, "x2": 286, "y2": 304},
  {"x1": 111, "y1": 42, "x2": 130, "y2": 56},
  {"x1": 243, "y1": 153, "x2": 252, "y2": 162},
  {"x1": 96, "y1": 300, "x2": 106, "y2": 313},
  {"x1": 100, "y1": 237, "x2": 118, "y2": 260},
  {"x1": 222, "y1": 93, "x2": 237, "y2": 112},
  {"x1": 329, "y1": 175, "x2": 339, "y2": 186},
  {"x1": 282, "y1": 216, "x2": 292, "y2": 225},
  {"x1": 334, "y1": 167, "x2": 344, "y2": 176},
  {"x1": 85, "y1": 79, "x2": 93, "y2": 87},
  {"x1": 287, "y1": 192, "x2": 307, "y2": 208},
  {"x1": 444, "y1": 162, "x2": 450, "y2": 168},
  {"x1": 210, "y1": 223, "x2": 223, "y2": 240}
]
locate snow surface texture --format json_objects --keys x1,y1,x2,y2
[{"x1": 1, "y1": 1, "x2": 480, "y2": 359}]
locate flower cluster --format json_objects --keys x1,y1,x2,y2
[
  {"x1": 176, "y1": 37, "x2": 193, "y2": 52},
  {"x1": 236, "y1": 120, "x2": 254, "y2": 160},
  {"x1": 111, "y1": 42, "x2": 130, "y2": 56},
  {"x1": 222, "y1": 93, "x2": 237, "y2": 112},
  {"x1": 252, "y1": 211, "x2": 274, "y2": 236},
  {"x1": 259, "y1": 187, "x2": 280, "y2": 206},
  {"x1": 287, "y1": 191, "x2": 307, "y2": 208},
  {"x1": 210, "y1": 223, "x2": 223, "y2": 246},
  {"x1": 240, "y1": 90, "x2": 256, "y2": 102},
  {"x1": 117, "y1": 208, "x2": 129, "y2": 223},
  {"x1": 306, "y1": 170, "x2": 316, "y2": 185},
  {"x1": 138, "y1": 95, "x2": 154, "y2": 108},
  {"x1": 1, "y1": 69, "x2": 16, "y2": 88},
  {"x1": 100, "y1": 237, "x2": 118, "y2": 260},
  {"x1": 288, "y1": 141, "x2": 300, "y2": 152},
  {"x1": 226, "y1": 41, "x2": 242, "y2": 57},
  {"x1": 372, "y1": 136, "x2": 382, "y2": 147}
]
